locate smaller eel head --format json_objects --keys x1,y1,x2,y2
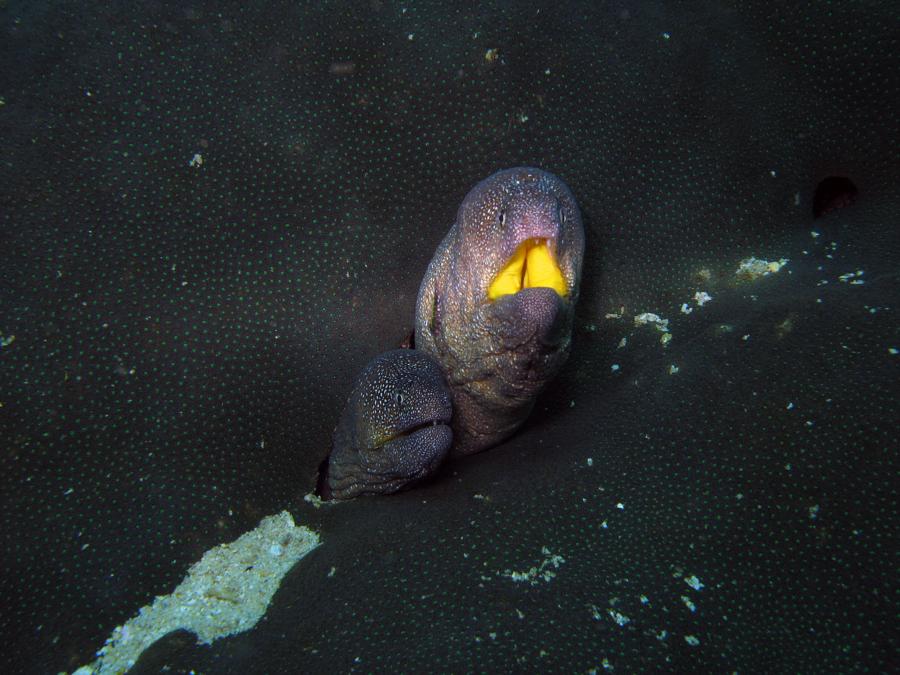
[{"x1": 318, "y1": 349, "x2": 453, "y2": 500}]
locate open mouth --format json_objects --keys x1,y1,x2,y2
[{"x1": 488, "y1": 238, "x2": 567, "y2": 300}]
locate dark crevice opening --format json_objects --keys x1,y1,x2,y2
[
  {"x1": 813, "y1": 176, "x2": 858, "y2": 218},
  {"x1": 314, "y1": 456, "x2": 332, "y2": 500}
]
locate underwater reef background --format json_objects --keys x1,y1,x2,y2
[{"x1": 0, "y1": 1, "x2": 897, "y2": 672}]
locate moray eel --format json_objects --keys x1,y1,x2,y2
[
  {"x1": 415, "y1": 167, "x2": 585, "y2": 455},
  {"x1": 318, "y1": 349, "x2": 453, "y2": 500}
]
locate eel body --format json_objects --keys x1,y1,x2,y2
[{"x1": 415, "y1": 167, "x2": 584, "y2": 455}]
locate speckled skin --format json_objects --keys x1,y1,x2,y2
[
  {"x1": 415, "y1": 168, "x2": 585, "y2": 455},
  {"x1": 320, "y1": 349, "x2": 453, "y2": 500}
]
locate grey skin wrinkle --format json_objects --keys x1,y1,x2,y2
[{"x1": 415, "y1": 167, "x2": 585, "y2": 455}]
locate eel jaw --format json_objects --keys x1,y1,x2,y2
[
  {"x1": 368, "y1": 401, "x2": 453, "y2": 451},
  {"x1": 372, "y1": 418, "x2": 448, "y2": 451},
  {"x1": 320, "y1": 420, "x2": 452, "y2": 500},
  {"x1": 365, "y1": 406, "x2": 453, "y2": 477},
  {"x1": 366, "y1": 421, "x2": 453, "y2": 480},
  {"x1": 487, "y1": 237, "x2": 567, "y2": 301}
]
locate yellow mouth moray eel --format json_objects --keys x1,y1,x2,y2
[
  {"x1": 415, "y1": 167, "x2": 585, "y2": 455},
  {"x1": 318, "y1": 349, "x2": 453, "y2": 500}
]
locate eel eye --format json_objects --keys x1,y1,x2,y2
[
  {"x1": 395, "y1": 392, "x2": 404, "y2": 406},
  {"x1": 499, "y1": 209, "x2": 507, "y2": 226}
]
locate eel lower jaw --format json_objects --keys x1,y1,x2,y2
[
  {"x1": 377, "y1": 423, "x2": 454, "y2": 476},
  {"x1": 324, "y1": 423, "x2": 452, "y2": 500},
  {"x1": 488, "y1": 286, "x2": 569, "y2": 348},
  {"x1": 487, "y1": 237, "x2": 568, "y2": 301}
]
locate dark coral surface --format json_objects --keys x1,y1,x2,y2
[{"x1": 0, "y1": 2, "x2": 896, "y2": 672}]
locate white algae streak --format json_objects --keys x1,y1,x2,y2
[
  {"x1": 633, "y1": 312, "x2": 669, "y2": 331},
  {"x1": 72, "y1": 511, "x2": 320, "y2": 675},
  {"x1": 735, "y1": 257, "x2": 788, "y2": 279},
  {"x1": 499, "y1": 546, "x2": 566, "y2": 586}
]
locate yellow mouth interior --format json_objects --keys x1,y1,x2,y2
[{"x1": 487, "y1": 238, "x2": 567, "y2": 300}]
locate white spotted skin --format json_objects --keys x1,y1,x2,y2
[{"x1": 322, "y1": 349, "x2": 453, "y2": 500}]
